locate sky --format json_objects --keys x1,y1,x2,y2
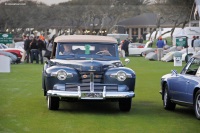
[{"x1": 0, "y1": 0, "x2": 71, "y2": 5}]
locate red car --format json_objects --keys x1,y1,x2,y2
[{"x1": 0, "y1": 43, "x2": 24, "y2": 59}]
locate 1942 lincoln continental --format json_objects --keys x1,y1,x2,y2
[{"x1": 42, "y1": 35, "x2": 136, "y2": 111}]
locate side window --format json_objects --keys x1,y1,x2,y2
[{"x1": 185, "y1": 58, "x2": 200, "y2": 75}]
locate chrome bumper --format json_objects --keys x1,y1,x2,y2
[{"x1": 47, "y1": 89, "x2": 135, "y2": 100}]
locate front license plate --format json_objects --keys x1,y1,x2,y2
[{"x1": 81, "y1": 92, "x2": 103, "y2": 99}]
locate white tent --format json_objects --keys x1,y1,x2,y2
[{"x1": 173, "y1": 27, "x2": 200, "y2": 47}]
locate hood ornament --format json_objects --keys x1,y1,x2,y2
[
  {"x1": 89, "y1": 65, "x2": 95, "y2": 71},
  {"x1": 90, "y1": 66, "x2": 93, "y2": 70}
]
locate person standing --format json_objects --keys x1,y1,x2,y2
[
  {"x1": 122, "y1": 39, "x2": 129, "y2": 56},
  {"x1": 24, "y1": 35, "x2": 31, "y2": 63},
  {"x1": 30, "y1": 36, "x2": 39, "y2": 64},
  {"x1": 119, "y1": 40, "x2": 125, "y2": 58},
  {"x1": 191, "y1": 36, "x2": 196, "y2": 48},
  {"x1": 138, "y1": 35, "x2": 143, "y2": 43},
  {"x1": 194, "y1": 36, "x2": 200, "y2": 53},
  {"x1": 37, "y1": 36, "x2": 45, "y2": 64},
  {"x1": 44, "y1": 39, "x2": 53, "y2": 60},
  {"x1": 21, "y1": 35, "x2": 27, "y2": 63},
  {"x1": 156, "y1": 36, "x2": 165, "y2": 61}
]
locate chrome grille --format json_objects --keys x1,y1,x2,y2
[
  {"x1": 65, "y1": 83, "x2": 118, "y2": 92},
  {"x1": 80, "y1": 72, "x2": 103, "y2": 83}
]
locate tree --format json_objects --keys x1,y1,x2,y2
[{"x1": 145, "y1": 0, "x2": 193, "y2": 40}]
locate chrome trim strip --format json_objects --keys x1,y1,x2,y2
[
  {"x1": 47, "y1": 90, "x2": 135, "y2": 99},
  {"x1": 90, "y1": 73, "x2": 94, "y2": 92},
  {"x1": 110, "y1": 71, "x2": 132, "y2": 79},
  {"x1": 171, "y1": 99, "x2": 193, "y2": 105},
  {"x1": 78, "y1": 86, "x2": 81, "y2": 99},
  {"x1": 103, "y1": 86, "x2": 106, "y2": 98}
]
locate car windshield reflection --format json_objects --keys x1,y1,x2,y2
[{"x1": 56, "y1": 43, "x2": 118, "y2": 60}]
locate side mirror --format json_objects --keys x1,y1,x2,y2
[{"x1": 124, "y1": 58, "x2": 130, "y2": 66}]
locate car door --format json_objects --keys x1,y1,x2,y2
[
  {"x1": 184, "y1": 75, "x2": 198, "y2": 104},
  {"x1": 128, "y1": 44, "x2": 140, "y2": 55},
  {"x1": 177, "y1": 57, "x2": 200, "y2": 103},
  {"x1": 168, "y1": 74, "x2": 188, "y2": 102}
]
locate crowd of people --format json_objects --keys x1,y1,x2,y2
[
  {"x1": 119, "y1": 36, "x2": 167, "y2": 61},
  {"x1": 22, "y1": 34, "x2": 53, "y2": 64},
  {"x1": 21, "y1": 34, "x2": 200, "y2": 63}
]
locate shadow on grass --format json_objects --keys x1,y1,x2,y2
[
  {"x1": 56, "y1": 100, "x2": 162, "y2": 115},
  {"x1": 173, "y1": 106, "x2": 195, "y2": 118},
  {"x1": 47, "y1": 99, "x2": 196, "y2": 120},
  {"x1": 59, "y1": 101, "x2": 121, "y2": 114}
]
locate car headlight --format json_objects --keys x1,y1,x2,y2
[
  {"x1": 57, "y1": 70, "x2": 67, "y2": 80},
  {"x1": 110, "y1": 71, "x2": 132, "y2": 81},
  {"x1": 116, "y1": 71, "x2": 127, "y2": 81},
  {"x1": 51, "y1": 69, "x2": 73, "y2": 80}
]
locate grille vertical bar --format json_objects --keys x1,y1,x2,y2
[{"x1": 90, "y1": 72, "x2": 94, "y2": 92}]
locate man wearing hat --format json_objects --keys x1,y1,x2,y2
[{"x1": 156, "y1": 36, "x2": 165, "y2": 61}]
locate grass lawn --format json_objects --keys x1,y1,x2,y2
[{"x1": 0, "y1": 57, "x2": 199, "y2": 133}]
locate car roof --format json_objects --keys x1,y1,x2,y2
[{"x1": 54, "y1": 35, "x2": 117, "y2": 44}]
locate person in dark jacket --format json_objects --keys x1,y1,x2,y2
[
  {"x1": 30, "y1": 36, "x2": 39, "y2": 63},
  {"x1": 191, "y1": 36, "x2": 196, "y2": 48},
  {"x1": 122, "y1": 39, "x2": 129, "y2": 56},
  {"x1": 37, "y1": 36, "x2": 45, "y2": 64},
  {"x1": 24, "y1": 35, "x2": 31, "y2": 63}
]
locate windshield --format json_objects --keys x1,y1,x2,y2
[
  {"x1": 56, "y1": 43, "x2": 119, "y2": 60},
  {"x1": 181, "y1": 58, "x2": 200, "y2": 76}
]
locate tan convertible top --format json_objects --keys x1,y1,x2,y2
[{"x1": 54, "y1": 35, "x2": 117, "y2": 43}]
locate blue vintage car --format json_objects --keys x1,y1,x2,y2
[
  {"x1": 42, "y1": 35, "x2": 136, "y2": 111},
  {"x1": 160, "y1": 54, "x2": 200, "y2": 120}
]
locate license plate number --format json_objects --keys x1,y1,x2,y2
[{"x1": 81, "y1": 92, "x2": 103, "y2": 99}]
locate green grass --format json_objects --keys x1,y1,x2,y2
[{"x1": 0, "y1": 57, "x2": 199, "y2": 133}]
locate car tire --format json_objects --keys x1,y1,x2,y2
[
  {"x1": 44, "y1": 91, "x2": 47, "y2": 96},
  {"x1": 119, "y1": 98, "x2": 132, "y2": 112},
  {"x1": 194, "y1": 90, "x2": 200, "y2": 120},
  {"x1": 48, "y1": 96, "x2": 59, "y2": 110},
  {"x1": 163, "y1": 84, "x2": 176, "y2": 110},
  {"x1": 141, "y1": 52, "x2": 145, "y2": 57}
]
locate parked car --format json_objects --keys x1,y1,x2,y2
[
  {"x1": 0, "y1": 51, "x2": 20, "y2": 64},
  {"x1": 0, "y1": 43, "x2": 24, "y2": 60},
  {"x1": 0, "y1": 43, "x2": 8, "y2": 49},
  {"x1": 42, "y1": 35, "x2": 136, "y2": 111},
  {"x1": 128, "y1": 42, "x2": 153, "y2": 56},
  {"x1": 160, "y1": 54, "x2": 200, "y2": 120}
]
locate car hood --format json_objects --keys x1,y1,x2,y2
[
  {"x1": 50, "y1": 59, "x2": 122, "y2": 71},
  {"x1": 161, "y1": 73, "x2": 171, "y2": 79}
]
